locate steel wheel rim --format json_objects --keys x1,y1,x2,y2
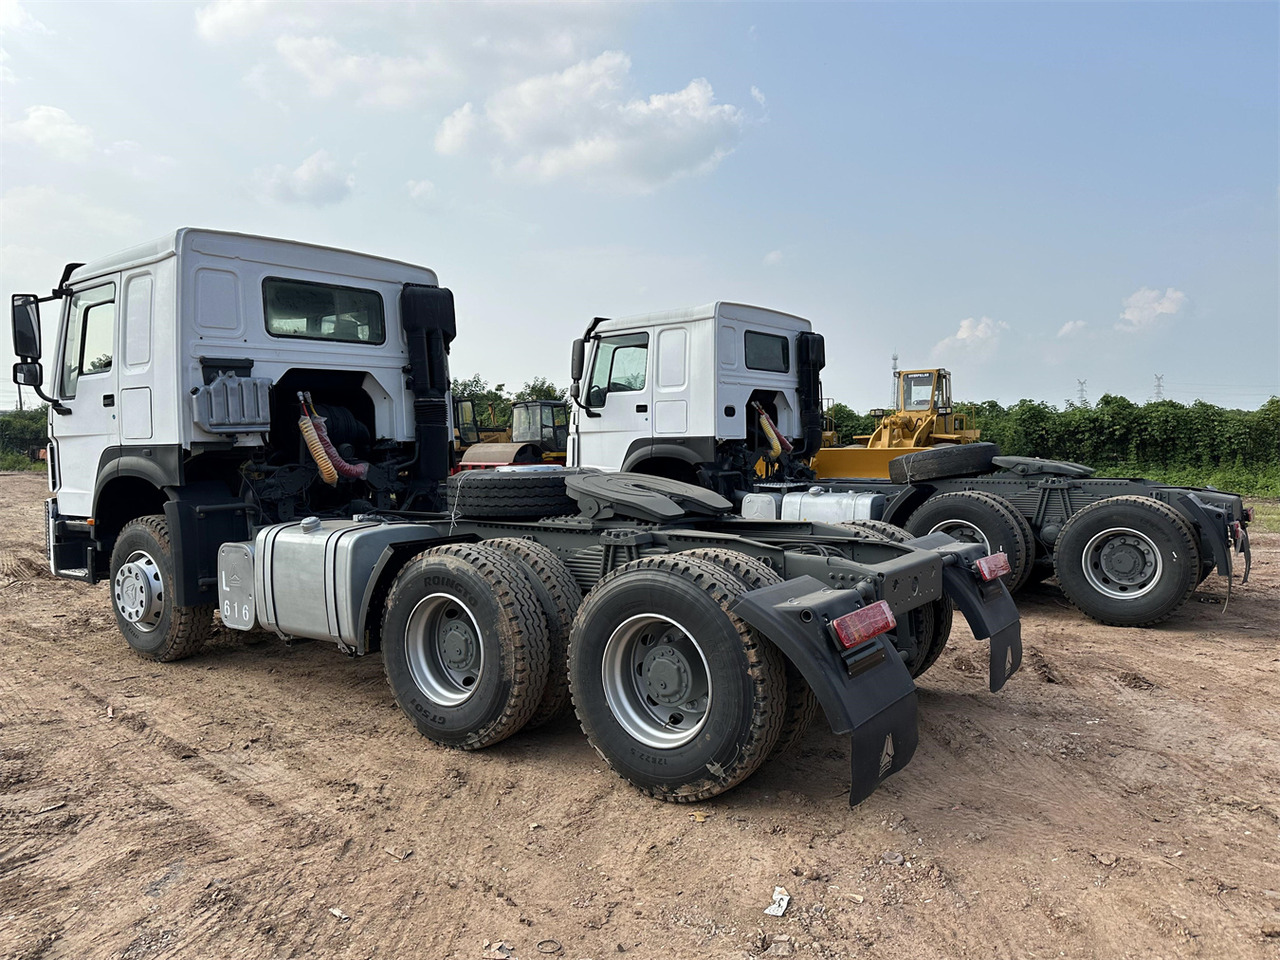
[
  {"x1": 927, "y1": 519, "x2": 992, "y2": 553},
  {"x1": 405, "y1": 593, "x2": 484, "y2": 706},
  {"x1": 114, "y1": 549, "x2": 164, "y2": 632},
  {"x1": 601, "y1": 614, "x2": 712, "y2": 749},
  {"x1": 1081, "y1": 526, "x2": 1162, "y2": 600}
]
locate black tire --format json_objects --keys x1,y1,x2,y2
[
  {"x1": 109, "y1": 515, "x2": 214, "y2": 662},
  {"x1": 836, "y1": 521, "x2": 952, "y2": 678},
  {"x1": 904, "y1": 491, "x2": 1029, "y2": 589},
  {"x1": 447, "y1": 469, "x2": 577, "y2": 519},
  {"x1": 680, "y1": 548, "x2": 819, "y2": 759},
  {"x1": 482, "y1": 538, "x2": 581, "y2": 729},
  {"x1": 1054, "y1": 496, "x2": 1201, "y2": 627},
  {"x1": 969, "y1": 492, "x2": 1037, "y2": 592},
  {"x1": 568, "y1": 555, "x2": 787, "y2": 802},
  {"x1": 888, "y1": 442, "x2": 1000, "y2": 484},
  {"x1": 381, "y1": 543, "x2": 550, "y2": 749}
]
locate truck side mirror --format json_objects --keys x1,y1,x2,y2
[
  {"x1": 13, "y1": 361, "x2": 43, "y2": 387},
  {"x1": 569, "y1": 381, "x2": 580, "y2": 400},
  {"x1": 570, "y1": 338, "x2": 585, "y2": 384},
  {"x1": 11, "y1": 294, "x2": 41, "y2": 360}
]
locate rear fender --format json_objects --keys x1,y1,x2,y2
[
  {"x1": 730, "y1": 576, "x2": 919, "y2": 805},
  {"x1": 1174, "y1": 493, "x2": 1233, "y2": 580},
  {"x1": 906, "y1": 532, "x2": 1022, "y2": 692}
]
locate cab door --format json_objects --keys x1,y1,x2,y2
[
  {"x1": 573, "y1": 332, "x2": 651, "y2": 471},
  {"x1": 50, "y1": 280, "x2": 121, "y2": 518}
]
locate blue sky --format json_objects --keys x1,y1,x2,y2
[{"x1": 2, "y1": 1, "x2": 1276, "y2": 412}]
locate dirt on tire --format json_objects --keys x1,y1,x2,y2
[{"x1": 1, "y1": 471, "x2": 1277, "y2": 960}]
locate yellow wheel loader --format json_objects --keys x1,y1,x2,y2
[{"x1": 812, "y1": 368, "x2": 979, "y2": 479}]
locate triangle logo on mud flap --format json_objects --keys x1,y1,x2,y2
[{"x1": 878, "y1": 733, "x2": 894, "y2": 778}]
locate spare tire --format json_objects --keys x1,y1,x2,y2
[
  {"x1": 888, "y1": 442, "x2": 1000, "y2": 484},
  {"x1": 447, "y1": 469, "x2": 579, "y2": 519}
]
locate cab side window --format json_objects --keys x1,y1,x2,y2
[
  {"x1": 60, "y1": 284, "x2": 117, "y2": 400},
  {"x1": 586, "y1": 333, "x2": 649, "y2": 407}
]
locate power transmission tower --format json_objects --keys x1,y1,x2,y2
[
  {"x1": 1076, "y1": 379, "x2": 1087, "y2": 405},
  {"x1": 1153, "y1": 374, "x2": 1164, "y2": 401}
]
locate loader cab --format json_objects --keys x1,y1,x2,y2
[
  {"x1": 511, "y1": 400, "x2": 569, "y2": 453},
  {"x1": 897, "y1": 369, "x2": 950, "y2": 414}
]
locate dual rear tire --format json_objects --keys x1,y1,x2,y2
[{"x1": 382, "y1": 545, "x2": 798, "y2": 801}]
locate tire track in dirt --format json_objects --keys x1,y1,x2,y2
[{"x1": 0, "y1": 665, "x2": 351, "y2": 960}]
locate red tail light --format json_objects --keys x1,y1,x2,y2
[
  {"x1": 1244, "y1": 507, "x2": 1254, "y2": 522},
  {"x1": 831, "y1": 600, "x2": 896, "y2": 649},
  {"x1": 975, "y1": 552, "x2": 1011, "y2": 582}
]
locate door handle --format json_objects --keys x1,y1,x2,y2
[
  {"x1": 102, "y1": 394, "x2": 115, "y2": 407},
  {"x1": 635, "y1": 404, "x2": 648, "y2": 413}
]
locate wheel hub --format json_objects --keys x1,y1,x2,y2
[
  {"x1": 405, "y1": 595, "x2": 485, "y2": 706},
  {"x1": 1097, "y1": 536, "x2": 1153, "y2": 585},
  {"x1": 1081, "y1": 526, "x2": 1163, "y2": 600},
  {"x1": 601, "y1": 614, "x2": 713, "y2": 749},
  {"x1": 643, "y1": 645, "x2": 692, "y2": 706},
  {"x1": 439, "y1": 618, "x2": 479, "y2": 670},
  {"x1": 113, "y1": 552, "x2": 164, "y2": 632}
]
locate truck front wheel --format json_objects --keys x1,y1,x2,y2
[
  {"x1": 569, "y1": 555, "x2": 786, "y2": 802},
  {"x1": 1054, "y1": 496, "x2": 1200, "y2": 627},
  {"x1": 109, "y1": 516, "x2": 214, "y2": 662}
]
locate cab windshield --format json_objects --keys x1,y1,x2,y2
[{"x1": 901, "y1": 372, "x2": 935, "y2": 412}]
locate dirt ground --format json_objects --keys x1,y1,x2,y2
[{"x1": 1, "y1": 471, "x2": 1277, "y2": 960}]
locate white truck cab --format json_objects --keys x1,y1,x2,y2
[
  {"x1": 11, "y1": 228, "x2": 456, "y2": 602},
  {"x1": 567, "y1": 302, "x2": 827, "y2": 495}
]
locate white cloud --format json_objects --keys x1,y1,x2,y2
[
  {"x1": 750, "y1": 86, "x2": 766, "y2": 108},
  {"x1": 195, "y1": 0, "x2": 278, "y2": 42},
  {"x1": 435, "y1": 102, "x2": 477, "y2": 155},
  {"x1": 256, "y1": 150, "x2": 354, "y2": 205},
  {"x1": 0, "y1": 0, "x2": 50, "y2": 33},
  {"x1": 196, "y1": 4, "x2": 622, "y2": 107},
  {"x1": 1057, "y1": 320, "x2": 1087, "y2": 338},
  {"x1": 8, "y1": 105, "x2": 94, "y2": 161},
  {"x1": 1116, "y1": 286, "x2": 1186, "y2": 332},
  {"x1": 406, "y1": 179, "x2": 436, "y2": 203},
  {"x1": 274, "y1": 35, "x2": 449, "y2": 108},
  {"x1": 437, "y1": 51, "x2": 747, "y2": 193},
  {"x1": 763, "y1": 249, "x2": 783, "y2": 266},
  {"x1": 931, "y1": 316, "x2": 1008, "y2": 361}
]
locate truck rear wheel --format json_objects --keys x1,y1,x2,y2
[
  {"x1": 904, "y1": 491, "x2": 1029, "y2": 590},
  {"x1": 1054, "y1": 496, "x2": 1201, "y2": 627},
  {"x1": 837, "y1": 521, "x2": 952, "y2": 678},
  {"x1": 679, "y1": 548, "x2": 819, "y2": 759},
  {"x1": 382, "y1": 544, "x2": 551, "y2": 749},
  {"x1": 483, "y1": 538, "x2": 581, "y2": 729},
  {"x1": 568, "y1": 555, "x2": 786, "y2": 802},
  {"x1": 109, "y1": 516, "x2": 214, "y2": 662},
  {"x1": 969, "y1": 492, "x2": 1037, "y2": 591}
]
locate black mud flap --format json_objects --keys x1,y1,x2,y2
[
  {"x1": 848, "y1": 682, "x2": 918, "y2": 807},
  {"x1": 730, "y1": 577, "x2": 920, "y2": 806},
  {"x1": 940, "y1": 562, "x2": 1023, "y2": 692}
]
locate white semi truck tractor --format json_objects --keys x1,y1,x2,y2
[{"x1": 10, "y1": 230, "x2": 1023, "y2": 805}]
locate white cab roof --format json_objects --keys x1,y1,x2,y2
[
  {"x1": 67, "y1": 228, "x2": 437, "y2": 286},
  {"x1": 594, "y1": 301, "x2": 812, "y2": 335}
]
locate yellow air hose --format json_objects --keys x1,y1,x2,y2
[{"x1": 299, "y1": 413, "x2": 338, "y2": 485}]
